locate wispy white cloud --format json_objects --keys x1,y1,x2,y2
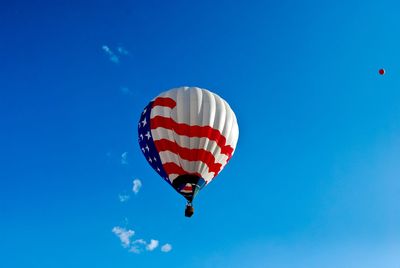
[
  {"x1": 121, "y1": 152, "x2": 128, "y2": 165},
  {"x1": 129, "y1": 247, "x2": 141, "y2": 254},
  {"x1": 132, "y1": 179, "x2": 142, "y2": 194},
  {"x1": 112, "y1": 225, "x2": 171, "y2": 254},
  {"x1": 161, "y1": 243, "x2": 172, "y2": 253},
  {"x1": 146, "y1": 239, "x2": 159, "y2": 251},
  {"x1": 118, "y1": 194, "x2": 130, "y2": 202},
  {"x1": 102, "y1": 45, "x2": 119, "y2": 63},
  {"x1": 102, "y1": 45, "x2": 111, "y2": 53},
  {"x1": 117, "y1": 46, "x2": 129, "y2": 55},
  {"x1": 129, "y1": 239, "x2": 147, "y2": 254},
  {"x1": 112, "y1": 226, "x2": 134, "y2": 248},
  {"x1": 101, "y1": 45, "x2": 130, "y2": 63}
]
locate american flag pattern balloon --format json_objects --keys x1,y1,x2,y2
[{"x1": 138, "y1": 87, "x2": 239, "y2": 202}]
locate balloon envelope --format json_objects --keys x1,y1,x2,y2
[{"x1": 138, "y1": 87, "x2": 239, "y2": 202}]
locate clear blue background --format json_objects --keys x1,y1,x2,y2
[{"x1": 1, "y1": 0, "x2": 400, "y2": 267}]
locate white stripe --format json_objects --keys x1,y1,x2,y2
[
  {"x1": 168, "y1": 174, "x2": 179, "y2": 181},
  {"x1": 150, "y1": 106, "x2": 173, "y2": 119},
  {"x1": 181, "y1": 190, "x2": 192, "y2": 194}
]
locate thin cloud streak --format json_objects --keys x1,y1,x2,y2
[
  {"x1": 101, "y1": 45, "x2": 119, "y2": 63},
  {"x1": 101, "y1": 45, "x2": 129, "y2": 63}
]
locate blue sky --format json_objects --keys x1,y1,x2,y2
[{"x1": 1, "y1": 0, "x2": 400, "y2": 267}]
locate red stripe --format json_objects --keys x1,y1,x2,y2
[
  {"x1": 154, "y1": 139, "x2": 222, "y2": 174},
  {"x1": 152, "y1": 97, "x2": 176, "y2": 109},
  {"x1": 182, "y1": 185, "x2": 193, "y2": 191},
  {"x1": 162, "y1": 162, "x2": 203, "y2": 178},
  {"x1": 150, "y1": 116, "x2": 234, "y2": 157}
]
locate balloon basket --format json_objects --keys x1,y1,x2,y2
[{"x1": 185, "y1": 204, "x2": 194, "y2": 217}]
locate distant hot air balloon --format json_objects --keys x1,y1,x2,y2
[
  {"x1": 379, "y1": 68, "x2": 385, "y2": 75},
  {"x1": 138, "y1": 87, "x2": 239, "y2": 217}
]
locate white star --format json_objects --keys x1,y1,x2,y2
[
  {"x1": 145, "y1": 131, "x2": 151, "y2": 140},
  {"x1": 153, "y1": 157, "x2": 157, "y2": 162},
  {"x1": 148, "y1": 157, "x2": 152, "y2": 163},
  {"x1": 142, "y1": 108, "x2": 147, "y2": 115},
  {"x1": 138, "y1": 122, "x2": 141, "y2": 127},
  {"x1": 145, "y1": 145, "x2": 149, "y2": 151},
  {"x1": 141, "y1": 148, "x2": 145, "y2": 153},
  {"x1": 140, "y1": 134, "x2": 143, "y2": 140},
  {"x1": 141, "y1": 117, "x2": 147, "y2": 127}
]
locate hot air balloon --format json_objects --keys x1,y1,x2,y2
[{"x1": 138, "y1": 87, "x2": 239, "y2": 217}]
